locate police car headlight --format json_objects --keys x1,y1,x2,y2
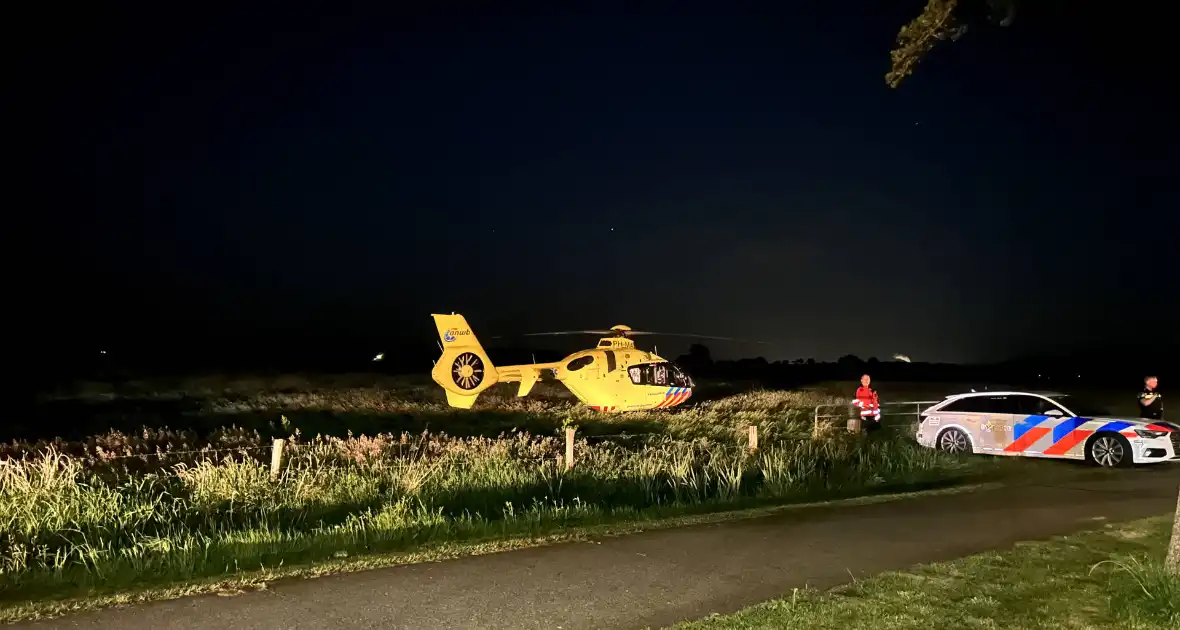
[{"x1": 1134, "y1": 429, "x2": 1167, "y2": 439}]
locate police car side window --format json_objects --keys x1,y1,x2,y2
[
  {"x1": 941, "y1": 397, "x2": 991, "y2": 413},
  {"x1": 1013, "y1": 395, "x2": 1059, "y2": 416},
  {"x1": 984, "y1": 396, "x2": 1021, "y2": 414}
]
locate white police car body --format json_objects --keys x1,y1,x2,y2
[{"x1": 915, "y1": 391, "x2": 1177, "y2": 467}]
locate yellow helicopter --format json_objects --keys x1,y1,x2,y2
[{"x1": 430, "y1": 313, "x2": 752, "y2": 412}]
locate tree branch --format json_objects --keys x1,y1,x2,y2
[
  {"x1": 886, "y1": 0, "x2": 1018, "y2": 88},
  {"x1": 886, "y1": 0, "x2": 962, "y2": 88}
]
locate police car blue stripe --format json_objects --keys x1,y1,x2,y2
[
  {"x1": 1014, "y1": 415, "x2": 1050, "y2": 441},
  {"x1": 1052, "y1": 417, "x2": 1090, "y2": 444},
  {"x1": 1096, "y1": 421, "x2": 1132, "y2": 433}
]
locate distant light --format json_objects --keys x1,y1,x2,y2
[
  {"x1": 99, "y1": 350, "x2": 107, "y2": 355},
  {"x1": 892, "y1": 354, "x2": 911, "y2": 363},
  {"x1": 373, "y1": 353, "x2": 384, "y2": 362}
]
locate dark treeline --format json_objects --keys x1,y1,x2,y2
[
  {"x1": 673, "y1": 344, "x2": 1170, "y2": 391},
  {"x1": 28, "y1": 338, "x2": 1172, "y2": 398}
]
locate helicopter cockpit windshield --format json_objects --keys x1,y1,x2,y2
[{"x1": 628, "y1": 362, "x2": 694, "y2": 388}]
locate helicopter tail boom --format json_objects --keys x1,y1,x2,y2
[{"x1": 495, "y1": 362, "x2": 561, "y2": 397}]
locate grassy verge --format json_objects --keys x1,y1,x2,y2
[
  {"x1": 673, "y1": 515, "x2": 1180, "y2": 630},
  {"x1": 0, "y1": 429, "x2": 1012, "y2": 621}
]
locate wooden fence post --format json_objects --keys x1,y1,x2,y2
[
  {"x1": 564, "y1": 427, "x2": 575, "y2": 470},
  {"x1": 271, "y1": 438, "x2": 286, "y2": 480},
  {"x1": 748, "y1": 425, "x2": 758, "y2": 452}
]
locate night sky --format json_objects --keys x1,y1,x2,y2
[{"x1": 20, "y1": 2, "x2": 1175, "y2": 367}]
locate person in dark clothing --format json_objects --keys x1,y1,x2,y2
[{"x1": 1137, "y1": 376, "x2": 1163, "y2": 421}]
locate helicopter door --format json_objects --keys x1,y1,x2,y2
[{"x1": 628, "y1": 363, "x2": 670, "y2": 386}]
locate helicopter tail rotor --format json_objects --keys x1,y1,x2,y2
[
  {"x1": 430, "y1": 314, "x2": 499, "y2": 408},
  {"x1": 430, "y1": 314, "x2": 565, "y2": 407}
]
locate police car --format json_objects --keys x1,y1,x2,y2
[{"x1": 916, "y1": 390, "x2": 1178, "y2": 467}]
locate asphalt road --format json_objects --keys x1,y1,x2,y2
[{"x1": 17, "y1": 465, "x2": 1179, "y2": 630}]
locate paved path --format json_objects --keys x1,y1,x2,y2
[{"x1": 18, "y1": 465, "x2": 1179, "y2": 630}]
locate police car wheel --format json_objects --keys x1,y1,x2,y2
[
  {"x1": 1085, "y1": 433, "x2": 1132, "y2": 468},
  {"x1": 936, "y1": 428, "x2": 970, "y2": 454}
]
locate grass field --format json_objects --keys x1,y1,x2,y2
[
  {"x1": 673, "y1": 515, "x2": 1180, "y2": 629},
  {"x1": 1, "y1": 374, "x2": 1030, "y2": 616},
  {"x1": 22, "y1": 375, "x2": 842, "y2": 448}
]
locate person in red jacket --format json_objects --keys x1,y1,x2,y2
[{"x1": 853, "y1": 373, "x2": 881, "y2": 432}]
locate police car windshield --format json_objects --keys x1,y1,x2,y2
[{"x1": 1050, "y1": 395, "x2": 1111, "y2": 418}]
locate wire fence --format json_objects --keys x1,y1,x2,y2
[
  {"x1": 82, "y1": 445, "x2": 272, "y2": 460},
  {"x1": 811, "y1": 400, "x2": 940, "y2": 437}
]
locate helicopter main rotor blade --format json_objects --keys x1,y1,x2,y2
[
  {"x1": 625, "y1": 331, "x2": 769, "y2": 344},
  {"x1": 523, "y1": 331, "x2": 615, "y2": 336},
  {"x1": 494, "y1": 330, "x2": 769, "y2": 344},
  {"x1": 489, "y1": 330, "x2": 613, "y2": 339}
]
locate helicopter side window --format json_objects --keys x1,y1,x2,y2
[
  {"x1": 652, "y1": 363, "x2": 668, "y2": 386},
  {"x1": 629, "y1": 366, "x2": 643, "y2": 384},
  {"x1": 605, "y1": 351, "x2": 617, "y2": 372},
  {"x1": 567, "y1": 356, "x2": 594, "y2": 371}
]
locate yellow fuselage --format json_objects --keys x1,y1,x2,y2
[
  {"x1": 548, "y1": 338, "x2": 693, "y2": 412},
  {"x1": 430, "y1": 314, "x2": 694, "y2": 412}
]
